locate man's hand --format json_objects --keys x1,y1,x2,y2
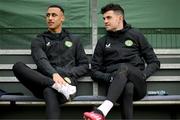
[{"x1": 52, "y1": 73, "x2": 66, "y2": 85}]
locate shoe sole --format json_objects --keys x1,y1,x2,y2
[{"x1": 83, "y1": 115, "x2": 91, "y2": 120}]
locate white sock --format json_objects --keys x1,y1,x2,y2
[
  {"x1": 97, "y1": 100, "x2": 113, "y2": 116},
  {"x1": 51, "y1": 83, "x2": 59, "y2": 91}
]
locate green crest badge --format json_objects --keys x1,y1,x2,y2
[
  {"x1": 65, "y1": 41, "x2": 73, "y2": 47},
  {"x1": 125, "y1": 40, "x2": 133, "y2": 47}
]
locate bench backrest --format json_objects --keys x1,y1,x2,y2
[{"x1": 0, "y1": 49, "x2": 180, "y2": 96}]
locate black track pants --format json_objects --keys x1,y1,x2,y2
[
  {"x1": 106, "y1": 63, "x2": 147, "y2": 119},
  {"x1": 12, "y1": 62, "x2": 67, "y2": 119},
  {"x1": 12, "y1": 62, "x2": 54, "y2": 97}
]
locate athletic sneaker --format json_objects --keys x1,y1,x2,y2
[
  {"x1": 66, "y1": 84, "x2": 76, "y2": 95},
  {"x1": 83, "y1": 111, "x2": 105, "y2": 120},
  {"x1": 52, "y1": 83, "x2": 76, "y2": 100},
  {"x1": 59, "y1": 84, "x2": 70, "y2": 99}
]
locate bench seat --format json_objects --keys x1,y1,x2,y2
[{"x1": 1, "y1": 94, "x2": 180, "y2": 106}]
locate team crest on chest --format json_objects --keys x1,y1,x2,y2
[
  {"x1": 125, "y1": 40, "x2": 133, "y2": 47},
  {"x1": 65, "y1": 41, "x2": 73, "y2": 47}
]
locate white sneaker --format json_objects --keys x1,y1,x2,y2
[
  {"x1": 59, "y1": 84, "x2": 70, "y2": 100},
  {"x1": 66, "y1": 84, "x2": 76, "y2": 95},
  {"x1": 51, "y1": 83, "x2": 60, "y2": 91},
  {"x1": 52, "y1": 83, "x2": 76, "y2": 100}
]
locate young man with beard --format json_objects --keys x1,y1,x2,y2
[
  {"x1": 83, "y1": 3, "x2": 160, "y2": 120},
  {"x1": 13, "y1": 5, "x2": 89, "y2": 119}
]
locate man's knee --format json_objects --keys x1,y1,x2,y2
[
  {"x1": 13, "y1": 62, "x2": 25, "y2": 72},
  {"x1": 118, "y1": 63, "x2": 128, "y2": 73},
  {"x1": 124, "y1": 82, "x2": 134, "y2": 96},
  {"x1": 113, "y1": 63, "x2": 128, "y2": 80}
]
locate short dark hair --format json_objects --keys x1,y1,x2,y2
[
  {"x1": 48, "y1": 5, "x2": 64, "y2": 13},
  {"x1": 101, "y1": 3, "x2": 124, "y2": 16}
]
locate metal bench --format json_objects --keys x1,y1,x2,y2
[{"x1": 1, "y1": 49, "x2": 180, "y2": 106}]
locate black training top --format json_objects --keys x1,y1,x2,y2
[
  {"x1": 91, "y1": 24, "x2": 160, "y2": 82},
  {"x1": 31, "y1": 29, "x2": 89, "y2": 79}
]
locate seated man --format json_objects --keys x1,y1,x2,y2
[
  {"x1": 83, "y1": 3, "x2": 160, "y2": 120},
  {"x1": 13, "y1": 4, "x2": 89, "y2": 119}
]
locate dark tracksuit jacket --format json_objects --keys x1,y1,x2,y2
[
  {"x1": 91, "y1": 24, "x2": 160, "y2": 82},
  {"x1": 31, "y1": 29, "x2": 89, "y2": 85}
]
